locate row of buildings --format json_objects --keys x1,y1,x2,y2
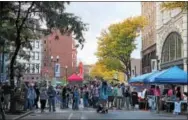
[
  {"x1": 141, "y1": 2, "x2": 187, "y2": 75},
  {"x1": 0, "y1": 29, "x2": 78, "y2": 83}
]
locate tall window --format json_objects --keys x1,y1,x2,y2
[
  {"x1": 36, "y1": 41, "x2": 39, "y2": 48},
  {"x1": 161, "y1": 32, "x2": 182, "y2": 63},
  {"x1": 32, "y1": 64, "x2": 35, "y2": 73},
  {"x1": 36, "y1": 64, "x2": 40, "y2": 73},
  {"x1": 35, "y1": 52, "x2": 39, "y2": 60},
  {"x1": 32, "y1": 52, "x2": 35, "y2": 60}
]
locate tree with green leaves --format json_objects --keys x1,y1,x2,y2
[
  {"x1": 96, "y1": 16, "x2": 146, "y2": 80},
  {"x1": 0, "y1": 1, "x2": 87, "y2": 113}
]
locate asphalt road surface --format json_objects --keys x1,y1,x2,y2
[{"x1": 21, "y1": 107, "x2": 187, "y2": 119}]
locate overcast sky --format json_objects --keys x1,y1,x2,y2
[{"x1": 65, "y1": 2, "x2": 141, "y2": 65}]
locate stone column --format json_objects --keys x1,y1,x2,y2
[{"x1": 182, "y1": 12, "x2": 187, "y2": 71}]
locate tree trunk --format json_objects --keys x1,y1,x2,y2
[{"x1": 9, "y1": 44, "x2": 21, "y2": 113}]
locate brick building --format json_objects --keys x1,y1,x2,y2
[
  {"x1": 141, "y1": 2, "x2": 157, "y2": 74},
  {"x1": 42, "y1": 29, "x2": 77, "y2": 80}
]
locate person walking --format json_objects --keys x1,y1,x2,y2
[
  {"x1": 125, "y1": 86, "x2": 131, "y2": 110},
  {"x1": 40, "y1": 86, "x2": 48, "y2": 112},
  {"x1": 27, "y1": 84, "x2": 36, "y2": 110},
  {"x1": 47, "y1": 85, "x2": 56, "y2": 112}
]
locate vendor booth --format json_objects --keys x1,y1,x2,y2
[
  {"x1": 128, "y1": 66, "x2": 188, "y2": 114},
  {"x1": 68, "y1": 73, "x2": 83, "y2": 86}
]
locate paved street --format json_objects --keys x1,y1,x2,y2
[{"x1": 21, "y1": 107, "x2": 187, "y2": 119}]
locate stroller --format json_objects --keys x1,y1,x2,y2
[{"x1": 96, "y1": 99, "x2": 108, "y2": 114}]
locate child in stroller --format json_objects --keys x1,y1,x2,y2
[{"x1": 96, "y1": 99, "x2": 108, "y2": 113}]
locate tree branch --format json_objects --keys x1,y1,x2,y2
[
  {"x1": 15, "y1": 1, "x2": 21, "y2": 30},
  {"x1": 18, "y1": 2, "x2": 35, "y2": 31}
]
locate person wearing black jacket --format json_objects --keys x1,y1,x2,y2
[
  {"x1": 124, "y1": 86, "x2": 131, "y2": 110},
  {"x1": 61, "y1": 87, "x2": 67, "y2": 109},
  {"x1": 34, "y1": 85, "x2": 40, "y2": 109}
]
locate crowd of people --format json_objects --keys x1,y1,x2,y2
[{"x1": 0, "y1": 80, "x2": 186, "y2": 115}]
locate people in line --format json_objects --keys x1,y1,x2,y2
[
  {"x1": 1, "y1": 80, "x2": 185, "y2": 115},
  {"x1": 124, "y1": 86, "x2": 131, "y2": 110},
  {"x1": 1, "y1": 82, "x2": 11, "y2": 110},
  {"x1": 116, "y1": 84, "x2": 123, "y2": 110},
  {"x1": 27, "y1": 84, "x2": 37, "y2": 110},
  {"x1": 155, "y1": 86, "x2": 161, "y2": 113},
  {"x1": 40, "y1": 86, "x2": 48, "y2": 112},
  {"x1": 34, "y1": 84, "x2": 40, "y2": 109},
  {"x1": 47, "y1": 85, "x2": 56, "y2": 112}
]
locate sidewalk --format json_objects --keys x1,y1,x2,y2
[{"x1": 5, "y1": 111, "x2": 33, "y2": 120}]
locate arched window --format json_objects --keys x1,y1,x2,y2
[{"x1": 161, "y1": 32, "x2": 182, "y2": 63}]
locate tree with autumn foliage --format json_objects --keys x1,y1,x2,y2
[
  {"x1": 96, "y1": 16, "x2": 147, "y2": 80},
  {"x1": 90, "y1": 62, "x2": 116, "y2": 81},
  {"x1": 161, "y1": 2, "x2": 188, "y2": 11}
]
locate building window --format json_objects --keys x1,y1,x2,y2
[
  {"x1": 32, "y1": 64, "x2": 35, "y2": 73},
  {"x1": 30, "y1": 42, "x2": 34, "y2": 49},
  {"x1": 30, "y1": 52, "x2": 35, "y2": 60},
  {"x1": 36, "y1": 64, "x2": 40, "y2": 73},
  {"x1": 44, "y1": 63, "x2": 46, "y2": 67},
  {"x1": 44, "y1": 40, "x2": 46, "y2": 44},
  {"x1": 161, "y1": 32, "x2": 182, "y2": 63},
  {"x1": 35, "y1": 52, "x2": 39, "y2": 60},
  {"x1": 36, "y1": 41, "x2": 39, "y2": 49},
  {"x1": 27, "y1": 64, "x2": 30, "y2": 73}
]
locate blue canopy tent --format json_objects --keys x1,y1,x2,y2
[
  {"x1": 129, "y1": 71, "x2": 158, "y2": 84},
  {"x1": 152, "y1": 66, "x2": 188, "y2": 84},
  {"x1": 144, "y1": 69, "x2": 167, "y2": 83}
]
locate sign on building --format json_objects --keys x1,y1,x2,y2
[{"x1": 55, "y1": 63, "x2": 61, "y2": 77}]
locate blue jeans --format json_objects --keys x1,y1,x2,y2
[
  {"x1": 73, "y1": 97, "x2": 79, "y2": 110},
  {"x1": 24, "y1": 99, "x2": 28, "y2": 110},
  {"x1": 92, "y1": 97, "x2": 99, "y2": 108},
  {"x1": 83, "y1": 96, "x2": 88, "y2": 107},
  {"x1": 28, "y1": 99, "x2": 34, "y2": 110},
  {"x1": 48, "y1": 97, "x2": 55, "y2": 111},
  {"x1": 62, "y1": 98, "x2": 66, "y2": 109}
]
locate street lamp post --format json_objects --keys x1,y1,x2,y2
[
  {"x1": 50, "y1": 55, "x2": 59, "y2": 86},
  {"x1": 0, "y1": 37, "x2": 5, "y2": 83}
]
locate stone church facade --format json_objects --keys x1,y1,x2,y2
[{"x1": 156, "y1": 2, "x2": 187, "y2": 71}]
